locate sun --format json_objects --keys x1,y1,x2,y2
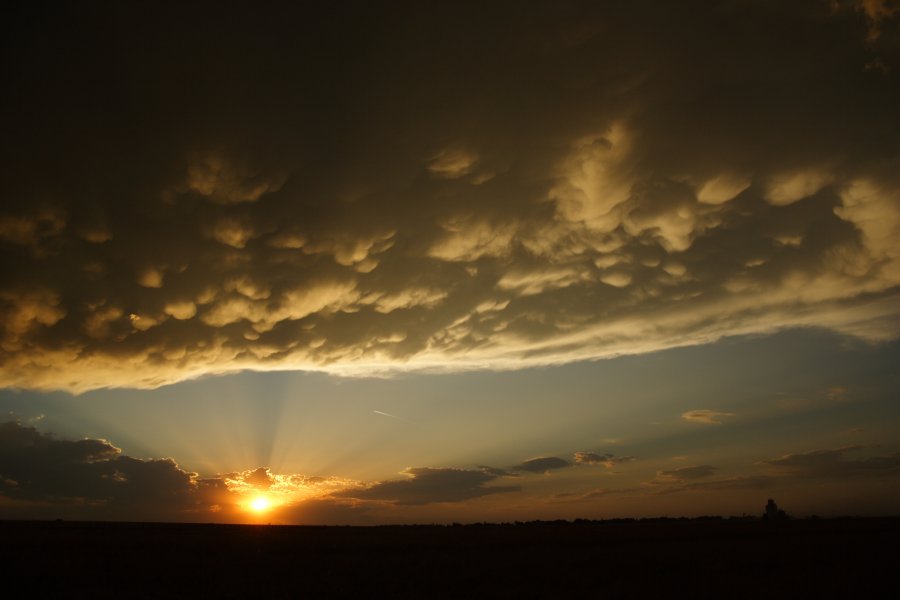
[{"x1": 249, "y1": 496, "x2": 271, "y2": 513}]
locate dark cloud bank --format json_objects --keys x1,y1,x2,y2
[
  {"x1": 335, "y1": 467, "x2": 520, "y2": 506},
  {"x1": 3, "y1": 422, "x2": 900, "y2": 521},
  {"x1": 0, "y1": 421, "x2": 520, "y2": 520},
  {"x1": 1, "y1": 1, "x2": 899, "y2": 391},
  {"x1": 0, "y1": 421, "x2": 223, "y2": 520}
]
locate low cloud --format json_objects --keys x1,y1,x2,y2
[
  {"x1": 477, "y1": 466, "x2": 520, "y2": 478},
  {"x1": 242, "y1": 467, "x2": 274, "y2": 489},
  {"x1": 0, "y1": 422, "x2": 364, "y2": 521},
  {"x1": 760, "y1": 446, "x2": 900, "y2": 478},
  {"x1": 551, "y1": 487, "x2": 641, "y2": 503},
  {"x1": 515, "y1": 457, "x2": 571, "y2": 474},
  {"x1": 573, "y1": 452, "x2": 636, "y2": 469},
  {"x1": 334, "y1": 467, "x2": 520, "y2": 506},
  {"x1": 681, "y1": 410, "x2": 735, "y2": 425},
  {"x1": 656, "y1": 465, "x2": 718, "y2": 481},
  {"x1": 652, "y1": 476, "x2": 773, "y2": 495},
  {"x1": 0, "y1": 421, "x2": 213, "y2": 520}
]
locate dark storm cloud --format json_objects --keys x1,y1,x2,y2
[
  {"x1": 334, "y1": 467, "x2": 520, "y2": 505},
  {"x1": 1, "y1": 1, "x2": 899, "y2": 391},
  {"x1": 0, "y1": 421, "x2": 226, "y2": 519}
]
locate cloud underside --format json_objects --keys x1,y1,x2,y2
[{"x1": 2, "y1": 2, "x2": 899, "y2": 391}]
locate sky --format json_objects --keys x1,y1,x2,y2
[{"x1": 0, "y1": 0, "x2": 898, "y2": 524}]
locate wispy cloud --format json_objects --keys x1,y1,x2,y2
[
  {"x1": 652, "y1": 476, "x2": 773, "y2": 495},
  {"x1": 681, "y1": 410, "x2": 735, "y2": 425},
  {"x1": 760, "y1": 446, "x2": 900, "y2": 478},
  {"x1": 371, "y1": 410, "x2": 416, "y2": 424},
  {"x1": 656, "y1": 465, "x2": 718, "y2": 481}
]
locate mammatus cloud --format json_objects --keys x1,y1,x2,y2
[
  {"x1": 1, "y1": 1, "x2": 899, "y2": 391},
  {"x1": 681, "y1": 410, "x2": 735, "y2": 425}
]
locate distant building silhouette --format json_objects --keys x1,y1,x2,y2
[{"x1": 763, "y1": 498, "x2": 788, "y2": 521}]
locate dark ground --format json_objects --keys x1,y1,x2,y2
[{"x1": 2, "y1": 518, "x2": 898, "y2": 599}]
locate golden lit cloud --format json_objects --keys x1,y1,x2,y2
[
  {"x1": 681, "y1": 410, "x2": 735, "y2": 425},
  {"x1": 765, "y1": 168, "x2": 834, "y2": 206},
  {"x1": 0, "y1": 208, "x2": 65, "y2": 247},
  {"x1": 183, "y1": 154, "x2": 286, "y2": 205},
  {"x1": 0, "y1": 0, "x2": 898, "y2": 392},
  {"x1": 428, "y1": 148, "x2": 479, "y2": 179}
]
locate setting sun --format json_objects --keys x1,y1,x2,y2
[{"x1": 249, "y1": 497, "x2": 271, "y2": 513}]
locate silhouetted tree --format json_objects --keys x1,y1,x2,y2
[{"x1": 763, "y1": 498, "x2": 789, "y2": 521}]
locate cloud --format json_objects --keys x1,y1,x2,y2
[
  {"x1": 427, "y1": 148, "x2": 479, "y2": 179},
  {"x1": 651, "y1": 446, "x2": 900, "y2": 496},
  {"x1": 555, "y1": 474, "x2": 774, "y2": 502},
  {"x1": 243, "y1": 467, "x2": 274, "y2": 489},
  {"x1": 652, "y1": 476, "x2": 773, "y2": 495},
  {"x1": 1, "y1": 2, "x2": 899, "y2": 391},
  {"x1": 760, "y1": 446, "x2": 900, "y2": 478},
  {"x1": 573, "y1": 452, "x2": 636, "y2": 469},
  {"x1": 626, "y1": 463, "x2": 770, "y2": 495},
  {"x1": 477, "y1": 466, "x2": 520, "y2": 478},
  {"x1": 551, "y1": 487, "x2": 642, "y2": 502},
  {"x1": 0, "y1": 208, "x2": 65, "y2": 247},
  {"x1": 184, "y1": 154, "x2": 286, "y2": 205},
  {"x1": 334, "y1": 467, "x2": 520, "y2": 506},
  {"x1": 0, "y1": 421, "x2": 372, "y2": 521},
  {"x1": 681, "y1": 410, "x2": 735, "y2": 425},
  {"x1": 516, "y1": 457, "x2": 571, "y2": 474},
  {"x1": 656, "y1": 465, "x2": 718, "y2": 481},
  {"x1": 3, "y1": 421, "x2": 529, "y2": 520},
  {"x1": 0, "y1": 421, "x2": 208, "y2": 519},
  {"x1": 856, "y1": 0, "x2": 900, "y2": 40}
]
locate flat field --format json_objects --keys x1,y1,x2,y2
[{"x1": 2, "y1": 518, "x2": 897, "y2": 598}]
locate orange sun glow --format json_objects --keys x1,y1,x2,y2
[{"x1": 249, "y1": 496, "x2": 271, "y2": 513}]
